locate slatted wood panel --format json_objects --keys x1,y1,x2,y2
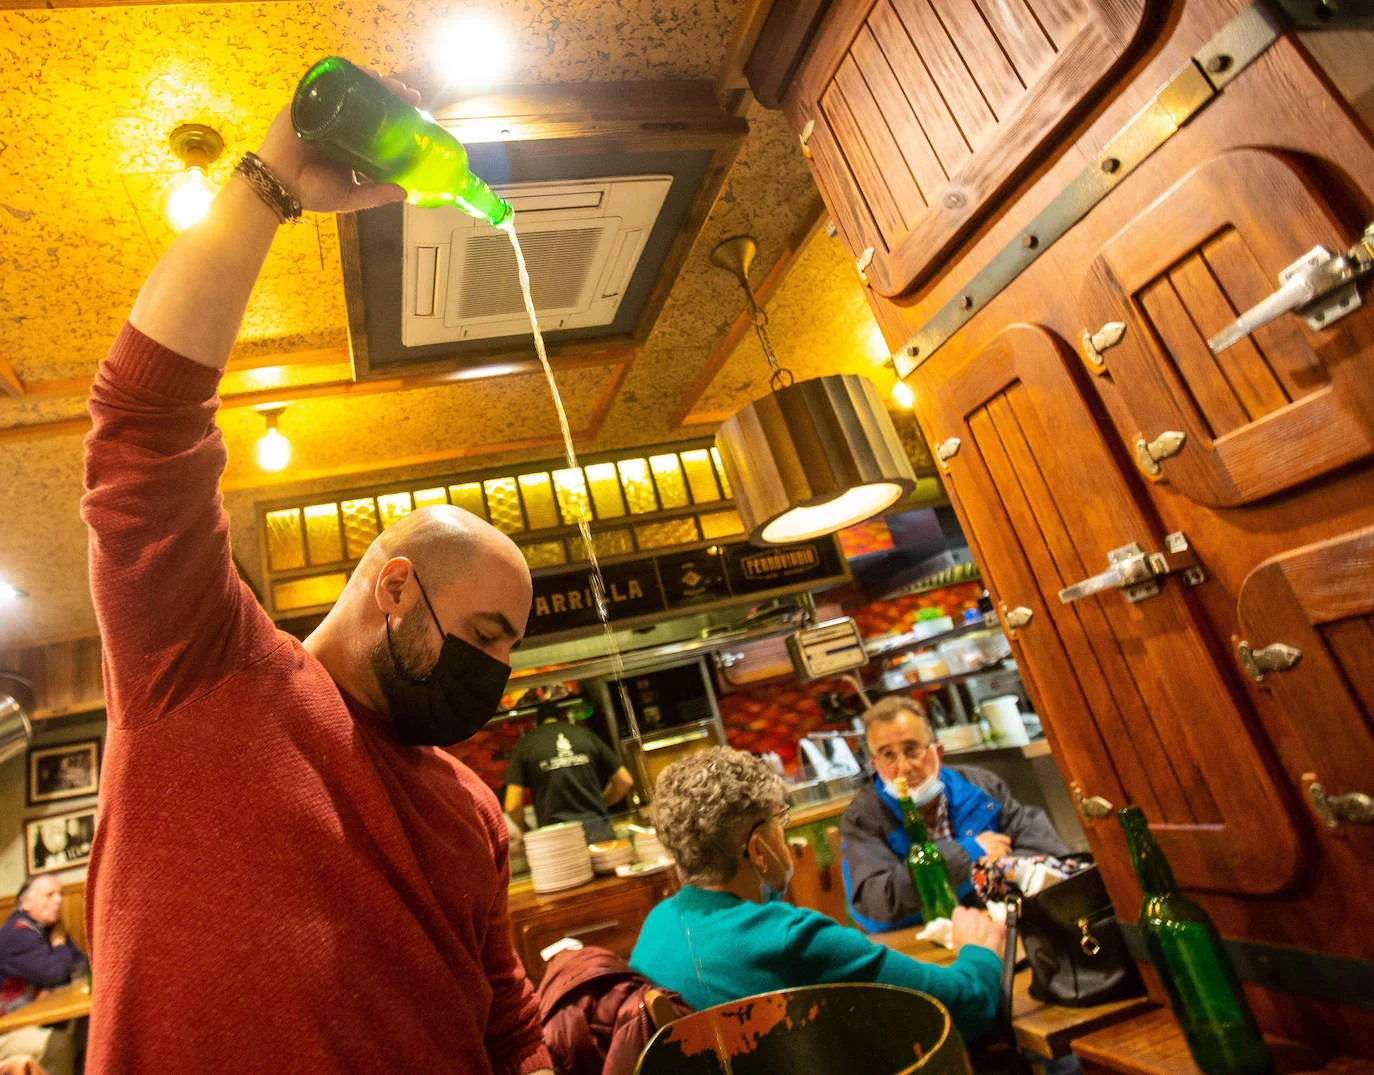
[
  {"x1": 787, "y1": 0, "x2": 1141, "y2": 295},
  {"x1": 1082, "y1": 149, "x2": 1374, "y2": 506},
  {"x1": 911, "y1": 323, "x2": 1302, "y2": 897}
]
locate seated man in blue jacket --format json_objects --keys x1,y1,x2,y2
[
  {"x1": 842, "y1": 697, "x2": 1070, "y2": 932},
  {"x1": 0, "y1": 874, "x2": 87, "y2": 1075}
]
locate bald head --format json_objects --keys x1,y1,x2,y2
[{"x1": 306, "y1": 505, "x2": 533, "y2": 713}]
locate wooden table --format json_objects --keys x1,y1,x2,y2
[
  {"x1": 0, "y1": 984, "x2": 91, "y2": 1033},
  {"x1": 870, "y1": 925, "x2": 1154, "y2": 1059},
  {"x1": 1071, "y1": 1009, "x2": 1373, "y2": 1074}
]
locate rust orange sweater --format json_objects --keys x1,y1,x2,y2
[{"x1": 81, "y1": 324, "x2": 552, "y2": 1074}]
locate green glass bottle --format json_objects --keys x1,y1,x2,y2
[
  {"x1": 1119, "y1": 807, "x2": 1271, "y2": 1074},
  {"x1": 291, "y1": 56, "x2": 513, "y2": 227},
  {"x1": 894, "y1": 776, "x2": 958, "y2": 921}
]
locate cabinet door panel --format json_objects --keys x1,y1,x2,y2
[
  {"x1": 913, "y1": 324, "x2": 1301, "y2": 894},
  {"x1": 787, "y1": 0, "x2": 1149, "y2": 296},
  {"x1": 1237, "y1": 527, "x2": 1374, "y2": 852},
  {"x1": 1081, "y1": 148, "x2": 1374, "y2": 505}
]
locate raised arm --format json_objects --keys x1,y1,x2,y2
[{"x1": 81, "y1": 81, "x2": 409, "y2": 725}]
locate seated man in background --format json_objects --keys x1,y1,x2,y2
[
  {"x1": 0, "y1": 875, "x2": 86, "y2": 1075},
  {"x1": 629, "y1": 747, "x2": 1004, "y2": 1043},
  {"x1": 505, "y1": 699, "x2": 634, "y2": 844},
  {"x1": 842, "y1": 697, "x2": 1071, "y2": 932}
]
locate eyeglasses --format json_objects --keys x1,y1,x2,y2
[
  {"x1": 873, "y1": 740, "x2": 935, "y2": 766},
  {"x1": 744, "y1": 804, "x2": 792, "y2": 845}
]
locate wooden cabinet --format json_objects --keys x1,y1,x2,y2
[
  {"x1": 761, "y1": 0, "x2": 1374, "y2": 1051},
  {"x1": 507, "y1": 871, "x2": 678, "y2": 985},
  {"x1": 783, "y1": 0, "x2": 1151, "y2": 297}
]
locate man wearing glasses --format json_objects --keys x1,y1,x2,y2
[{"x1": 841, "y1": 697, "x2": 1069, "y2": 931}]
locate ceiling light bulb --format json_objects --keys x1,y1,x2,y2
[
  {"x1": 434, "y1": 14, "x2": 512, "y2": 89},
  {"x1": 161, "y1": 165, "x2": 219, "y2": 233},
  {"x1": 0, "y1": 579, "x2": 24, "y2": 602},
  {"x1": 255, "y1": 408, "x2": 292, "y2": 472},
  {"x1": 892, "y1": 380, "x2": 915, "y2": 409}
]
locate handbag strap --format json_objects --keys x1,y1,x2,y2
[{"x1": 1002, "y1": 892, "x2": 1020, "y2": 1027}]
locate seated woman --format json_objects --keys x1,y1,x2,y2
[{"x1": 629, "y1": 747, "x2": 1004, "y2": 1043}]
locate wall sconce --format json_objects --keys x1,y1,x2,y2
[
  {"x1": 255, "y1": 406, "x2": 292, "y2": 472},
  {"x1": 160, "y1": 124, "x2": 223, "y2": 233},
  {"x1": 710, "y1": 236, "x2": 916, "y2": 545}
]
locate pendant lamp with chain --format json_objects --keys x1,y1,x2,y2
[{"x1": 711, "y1": 235, "x2": 916, "y2": 545}]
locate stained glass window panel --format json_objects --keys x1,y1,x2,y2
[
  {"x1": 710, "y1": 447, "x2": 733, "y2": 498},
  {"x1": 699, "y1": 509, "x2": 745, "y2": 539},
  {"x1": 303, "y1": 503, "x2": 344, "y2": 565},
  {"x1": 634, "y1": 517, "x2": 700, "y2": 550},
  {"x1": 553, "y1": 468, "x2": 592, "y2": 524},
  {"x1": 449, "y1": 483, "x2": 487, "y2": 520},
  {"x1": 518, "y1": 473, "x2": 559, "y2": 530},
  {"x1": 520, "y1": 540, "x2": 567, "y2": 569},
  {"x1": 585, "y1": 463, "x2": 625, "y2": 519},
  {"x1": 649, "y1": 454, "x2": 689, "y2": 509},
  {"x1": 484, "y1": 478, "x2": 525, "y2": 534},
  {"x1": 590, "y1": 528, "x2": 634, "y2": 560},
  {"x1": 413, "y1": 487, "x2": 447, "y2": 508},
  {"x1": 272, "y1": 572, "x2": 348, "y2": 612},
  {"x1": 680, "y1": 450, "x2": 721, "y2": 503},
  {"x1": 377, "y1": 493, "x2": 413, "y2": 529},
  {"x1": 266, "y1": 508, "x2": 305, "y2": 571},
  {"x1": 617, "y1": 459, "x2": 658, "y2": 514},
  {"x1": 341, "y1": 498, "x2": 380, "y2": 558}
]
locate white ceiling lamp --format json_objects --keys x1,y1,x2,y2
[
  {"x1": 160, "y1": 124, "x2": 223, "y2": 233},
  {"x1": 255, "y1": 406, "x2": 292, "y2": 472},
  {"x1": 711, "y1": 236, "x2": 916, "y2": 546},
  {"x1": 433, "y1": 14, "x2": 513, "y2": 90},
  {"x1": 0, "y1": 578, "x2": 26, "y2": 602}
]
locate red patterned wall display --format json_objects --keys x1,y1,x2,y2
[{"x1": 836, "y1": 517, "x2": 895, "y2": 559}]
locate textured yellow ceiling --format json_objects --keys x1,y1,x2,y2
[{"x1": 0, "y1": 0, "x2": 911, "y2": 648}]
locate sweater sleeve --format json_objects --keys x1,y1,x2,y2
[
  {"x1": 478, "y1": 798, "x2": 555, "y2": 1075},
  {"x1": 81, "y1": 323, "x2": 280, "y2": 727},
  {"x1": 782, "y1": 908, "x2": 1001, "y2": 1042}
]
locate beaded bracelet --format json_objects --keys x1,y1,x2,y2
[{"x1": 233, "y1": 152, "x2": 303, "y2": 225}]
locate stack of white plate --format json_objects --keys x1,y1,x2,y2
[
  {"x1": 525, "y1": 821, "x2": 593, "y2": 894},
  {"x1": 632, "y1": 828, "x2": 670, "y2": 865},
  {"x1": 588, "y1": 839, "x2": 635, "y2": 874}
]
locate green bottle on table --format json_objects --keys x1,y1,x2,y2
[
  {"x1": 1119, "y1": 807, "x2": 1271, "y2": 1074},
  {"x1": 291, "y1": 56, "x2": 513, "y2": 227},
  {"x1": 894, "y1": 776, "x2": 958, "y2": 921}
]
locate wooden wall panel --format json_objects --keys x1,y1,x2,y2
[{"x1": 0, "y1": 637, "x2": 104, "y2": 721}]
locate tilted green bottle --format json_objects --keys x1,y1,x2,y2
[
  {"x1": 1119, "y1": 807, "x2": 1271, "y2": 1074},
  {"x1": 291, "y1": 56, "x2": 512, "y2": 227},
  {"x1": 894, "y1": 776, "x2": 958, "y2": 921}
]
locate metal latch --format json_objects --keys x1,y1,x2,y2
[
  {"x1": 1059, "y1": 531, "x2": 1204, "y2": 605},
  {"x1": 799, "y1": 119, "x2": 815, "y2": 159},
  {"x1": 1074, "y1": 786, "x2": 1115, "y2": 820},
  {"x1": 1237, "y1": 640, "x2": 1301, "y2": 682},
  {"x1": 1081, "y1": 321, "x2": 1126, "y2": 371},
  {"x1": 1135, "y1": 430, "x2": 1186, "y2": 477},
  {"x1": 1208, "y1": 223, "x2": 1373, "y2": 353},
  {"x1": 1304, "y1": 774, "x2": 1374, "y2": 829}
]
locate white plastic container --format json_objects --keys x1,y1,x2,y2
[
  {"x1": 981, "y1": 695, "x2": 1030, "y2": 746},
  {"x1": 908, "y1": 616, "x2": 955, "y2": 642},
  {"x1": 910, "y1": 652, "x2": 950, "y2": 682}
]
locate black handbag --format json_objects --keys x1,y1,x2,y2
[{"x1": 1017, "y1": 863, "x2": 1145, "y2": 1007}]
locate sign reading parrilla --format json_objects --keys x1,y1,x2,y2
[{"x1": 525, "y1": 536, "x2": 847, "y2": 638}]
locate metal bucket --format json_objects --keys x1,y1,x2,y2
[
  {"x1": 0, "y1": 694, "x2": 32, "y2": 768},
  {"x1": 635, "y1": 983, "x2": 971, "y2": 1075}
]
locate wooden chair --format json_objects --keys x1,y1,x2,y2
[
  {"x1": 785, "y1": 832, "x2": 849, "y2": 924},
  {"x1": 643, "y1": 988, "x2": 681, "y2": 1031}
]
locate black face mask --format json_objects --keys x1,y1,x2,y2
[{"x1": 383, "y1": 573, "x2": 511, "y2": 746}]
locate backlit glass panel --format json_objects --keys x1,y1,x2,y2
[
  {"x1": 585, "y1": 463, "x2": 626, "y2": 519},
  {"x1": 521, "y1": 540, "x2": 567, "y2": 569},
  {"x1": 680, "y1": 449, "x2": 720, "y2": 503},
  {"x1": 649, "y1": 454, "x2": 689, "y2": 508},
  {"x1": 711, "y1": 447, "x2": 733, "y2": 498},
  {"x1": 617, "y1": 459, "x2": 658, "y2": 514},
  {"x1": 413, "y1": 487, "x2": 447, "y2": 508},
  {"x1": 634, "y1": 517, "x2": 700, "y2": 550},
  {"x1": 273, "y1": 572, "x2": 348, "y2": 612},
  {"x1": 484, "y1": 478, "x2": 525, "y2": 534},
  {"x1": 303, "y1": 503, "x2": 343, "y2": 565},
  {"x1": 449, "y1": 483, "x2": 487, "y2": 520},
  {"x1": 518, "y1": 473, "x2": 559, "y2": 530},
  {"x1": 590, "y1": 528, "x2": 634, "y2": 559},
  {"x1": 377, "y1": 492, "x2": 413, "y2": 529},
  {"x1": 553, "y1": 468, "x2": 591, "y2": 524},
  {"x1": 266, "y1": 508, "x2": 305, "y2": 571},
  {"x1": 341, "y1": 498, "x2": 380, "y2": 558},
  {"x1": 699, "y1": 509, "x2": 745, "y2": 539}
]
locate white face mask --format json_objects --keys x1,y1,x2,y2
[{"x1": 882, "y1": 772, "x2": 945, "y2": 807}]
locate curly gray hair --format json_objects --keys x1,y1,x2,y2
[{"x1": 651, "y1": 746, "x2": 787, "y2": 886}]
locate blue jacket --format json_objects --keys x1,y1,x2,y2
[
  {"x1": 0, "y1": 909, "x2": 86, "y2": 1013},
  {"x1": 841, "y1": 765, "x2": 1068, "y2": 932}
]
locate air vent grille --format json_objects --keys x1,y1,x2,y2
[{"x1": 456, "y1": 228, "x2": 604, "y2": 320}]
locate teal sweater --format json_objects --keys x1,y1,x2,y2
[{"x1": 628, "y1": 886, "x2": 1001, "y2": 1041}]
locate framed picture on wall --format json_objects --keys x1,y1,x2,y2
[
  {"x1": 24, "y1": 807, "x2": 97, "y2": 875},
  {"x1": 27, "y1": 739, "x2": 101, "y2": 805}
]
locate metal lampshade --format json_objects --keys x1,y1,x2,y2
[
  {"x1": 716, "y1": 373, "x2": 916, "y2": 545},
  {"x1": 0, "y1": 693, "x2": 32, "y2": 768}
]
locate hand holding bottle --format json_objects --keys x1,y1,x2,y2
[
  {"x1": 951, "y1": 907, "x2": 1005, "y2": 956},
  {"x1": 256, "y1": 67, "x2": 412, "y2": 215}
]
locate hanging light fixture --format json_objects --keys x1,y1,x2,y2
[
  {"x1": 160, "y1": 124, "x2": 223, "y2": 233},
  {"x1": 711, "y1": 236, "x2": 916, "y2": 545},
  {"x1": 255, "y1": 406, "x2": 292, "y2": 472}
]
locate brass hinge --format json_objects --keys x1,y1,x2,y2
[
  {"x1": 1135, "y1": 430, "x2": 1187, "y2": 477},
  {"x1": 1304, "y1": 774, "x2": 1374, "y2": 829},
  {"x1": 935, "y1": 437, "x2": 961, "y2": 464},
  {"x1": 1002, "y1": 605, "x2": 1033, "y2": 630},
  {"x1": 798, "y1": 119, "x2": 815, "y2": 159},
  {"x1": 1081, "y1": 321, "x2": 1126, "y2": 372},
  {"x1": 1074, "y1": 786, "x2": 1115, "y2": 820},
  {"x1": 1237, "y1": 640, "x2": 1301, "y2": 682}
]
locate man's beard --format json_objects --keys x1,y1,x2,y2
[{"x1": 370, "y1": 604, "x2": 437, "y2": 713}]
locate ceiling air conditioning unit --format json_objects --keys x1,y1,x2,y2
[{"x1": 401, "y1": 175, "x2": 673, "y2": 347}]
